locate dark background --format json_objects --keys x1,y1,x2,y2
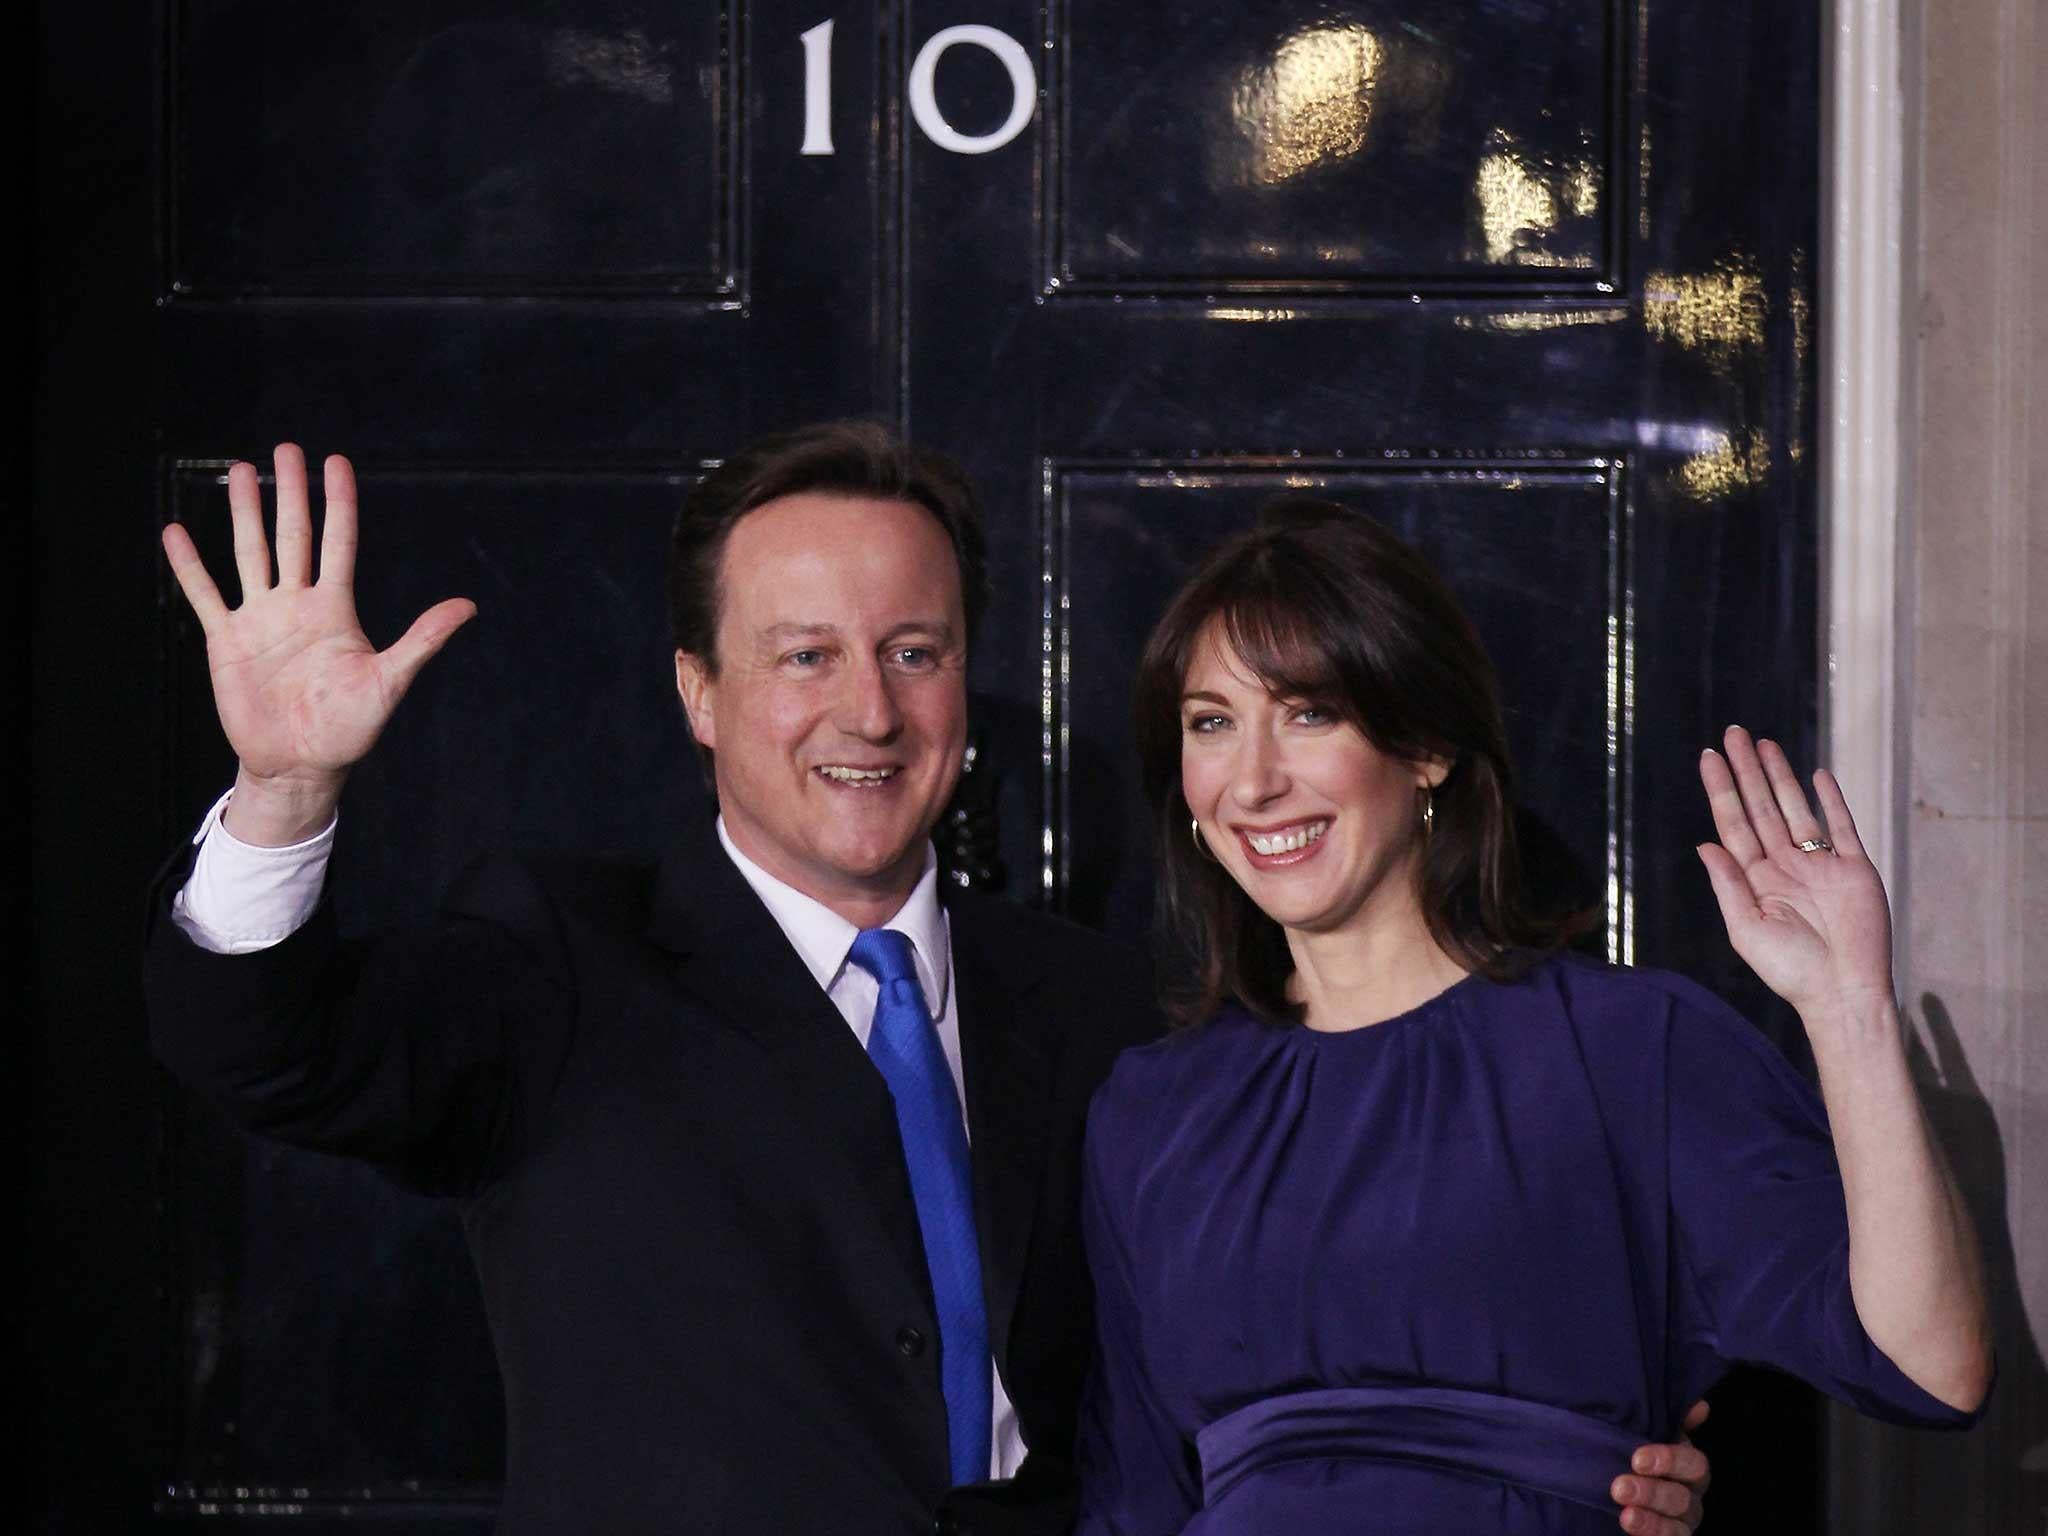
[{"x1": 30, "y1": 1, "x2": 1823, "y2": 1527}]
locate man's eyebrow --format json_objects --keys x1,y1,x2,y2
[
  {"x1": 752, "y1": 620, "x2": 961, "y2": 648},
  {"x1": 881, "y1": 619, "x2": 958, "y2": 645}
]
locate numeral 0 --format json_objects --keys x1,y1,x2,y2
[{"x1": 801, "y1": 19, "x2": 1038, "y2": 158}]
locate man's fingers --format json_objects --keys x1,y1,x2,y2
[
  {"x1": 1699, "y1": 749, "x2": 1764, "y2": 867},
  {"x1": 226, "y1": 459, "x2": 272, "y2": 599},
  {"x1": 1617, "y1": 1509, "x2": 1685, "y2": 1536},
  {"x1": 378, "y1": 597, "x2": 478, "y2": 694},
  {"x1": 1612, "y1": 1473, "x2": 1692, "y2": 1518},
  {"x1": 1722, "y1": 724, "x2": 1793, "y2": 851},
  {"x1": 319, "y1": 454, "x2": 360, "y2": 591},
  {"x1": 1633, "y1": 1440, "x2": 1711, "y2": 1486},
  {"x1": 161, "y1": 522, "x2": 229, "y2": 631},
  {"x1": 273, "y1": 442, "x2": 314, "y2": 588},
  {"x1": 1679, "y1": 1399, "x2": 1710, "y2": 1435}
]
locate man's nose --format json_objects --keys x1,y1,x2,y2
[{"x1": 838, "y1": 656, "x2": 904, "y2": 740}]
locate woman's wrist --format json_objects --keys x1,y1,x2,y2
[{"x1": 1798, "y1": 986, "x2": 1907, "y2": 1061}]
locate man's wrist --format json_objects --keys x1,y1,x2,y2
[{"x1": 221, "y1": 766, "x2": 346, "y2": 847}]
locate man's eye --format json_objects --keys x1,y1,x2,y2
[
  {"x1": 788, "y1": 649, "x2": 826, "y2": 667},
  {"x1": 893, "y1": 647, "x2": 935, "y2": 668}
]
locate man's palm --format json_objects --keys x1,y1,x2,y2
[{"x1": 162, "y1": 445, "x2": 475, "y2": 798}]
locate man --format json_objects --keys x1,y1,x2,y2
[{"x1": 146, "y1": 423, "x2": 1709, "y2": 1534}]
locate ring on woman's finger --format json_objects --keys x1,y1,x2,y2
[{"x1": 1795, "y1": 838, "x2": 1835, "y2": 854}]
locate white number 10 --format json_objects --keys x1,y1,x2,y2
[{"x1": 801, "y1": 19, "x2": 1038, "y2": 158}]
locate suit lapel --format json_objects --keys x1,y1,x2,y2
[
  {"x1": 645, "y1": 822, "x2": 933, "y2": 1308},
  {"x1": 947, "y1": 894, "x2": 1058, "y2": 1377}
]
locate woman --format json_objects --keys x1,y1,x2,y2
[{"x1": 1074, "y1": 500, "x2": 1991, "y2": 1535}]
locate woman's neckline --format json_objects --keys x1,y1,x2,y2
[{"x1": 1291, "y1": 965, "x2": 1493, "y2": 1038}]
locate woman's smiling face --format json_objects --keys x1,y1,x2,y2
[{"x1": 1179, "y1": 619, "x2": 1437, "y2": 941}]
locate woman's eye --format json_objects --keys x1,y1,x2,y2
[
  {"x1": 1186, "y1": 714, "x2": 1229, "y2": 734},
  {"x1": 1295, "y1": 704, "x2": 1332, "y2": 726}
]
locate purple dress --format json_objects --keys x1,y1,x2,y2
[{"x1": 1074, "y1": 955, "x2": 1979, "y2": 1535}]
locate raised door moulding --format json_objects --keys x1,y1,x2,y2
[{"x1": 159, "y1": 5, "x2": 743, "y2": 302}]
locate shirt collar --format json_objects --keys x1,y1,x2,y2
[{"x1": 715, "y1": 817, "x2": 950, "y2": 1014}]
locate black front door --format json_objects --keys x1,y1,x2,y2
[{"x1": 31, "y1": 0, "x2": 1819, "y2": 1526}]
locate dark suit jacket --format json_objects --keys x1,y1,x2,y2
[{"x1": 144, "y1": 816, "x2": 1161, "y2": 1535}]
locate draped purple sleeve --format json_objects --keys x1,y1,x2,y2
[{"x1": 1654, "y1": 972, "x2": 1988, "y2": 1428}]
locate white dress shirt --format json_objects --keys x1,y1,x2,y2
[{"x1": 171, "y1": 792, "x2": 1024, "y2": 1479}]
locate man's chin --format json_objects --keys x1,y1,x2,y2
[{"x1": 816, "y1": 833, "x2": 930, "y2": 891}]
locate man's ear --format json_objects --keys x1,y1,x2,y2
[{"x1": 675, "y1": 650, "x2": 717, "y2": 750}]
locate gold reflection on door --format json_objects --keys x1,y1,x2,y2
[
  {"x1": 1471, "y1": 129, "x2": 1602, "y2": 266},
  {"x1": 1230, "y1": 25, "x2": 1385, "y2": 185}
]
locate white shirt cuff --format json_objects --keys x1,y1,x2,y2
[{"x1": 169, "y1": 789, "x2": 337, "y2": 955}]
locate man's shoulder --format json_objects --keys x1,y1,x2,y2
[
  {"x1": 946, "y1": 886, "x2": 1126, "y2": 946},
  {"x1": 944, "y1": 887, "x2": 1148, "y2": 980},
  {"x1": 445, "y1": 848, "x2": 663, "y2": 940},
  {"x1": 946, "y1": 890, "x2": 1162, "y2": 1041}
]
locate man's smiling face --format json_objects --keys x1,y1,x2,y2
[{"x1": 675, "y1": 491, "x2": 969, "y2": 926}]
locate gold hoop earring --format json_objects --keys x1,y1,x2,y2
[{"x1": 1190, "y1": 817, "x2": 1220, "y2": 863}]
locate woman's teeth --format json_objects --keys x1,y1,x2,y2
[{"x1": 1245, "y1": 822, "x2": 1327, "y2": 856}]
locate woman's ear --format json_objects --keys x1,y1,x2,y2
[{"x1": 1415, "y1": 753, "x2": 1454, "y2": 791}]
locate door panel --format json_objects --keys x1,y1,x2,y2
[{"x1": 170, "y1": 1, "x2": 738, "y2": 296}]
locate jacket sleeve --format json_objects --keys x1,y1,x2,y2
[
  {"x1": 143, "y1": 840, "x2": 579, "y2": 1195},
  {"x1": 1071, "y1": 1080, "x2": 1202, "y2": 1536}
]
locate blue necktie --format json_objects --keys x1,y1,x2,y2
[{"x1": 847, "y1": 927, "x2": 992, "y2": 1486}]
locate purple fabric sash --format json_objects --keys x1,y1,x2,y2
[{"x1": 1195, "y1": 1385, "x2": 1643, "y2": 1513}]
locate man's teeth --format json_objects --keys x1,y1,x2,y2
[
  {"x1": 1246, "y1": 822, "x2": 1327, "y2": 856},
  {"x1": 818, "y1": 766, "x2": 897, "y2": 783}
]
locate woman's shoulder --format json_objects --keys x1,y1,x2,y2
[
  {"x1": 1508, "y1": 949, "x2": 1748, "y2": 1026},
  {"x1": 1508, "y1": 950, "x2": 1807, "y2": 1085}
]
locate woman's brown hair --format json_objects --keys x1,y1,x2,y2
[{"x1": 1132, "y1": 497, "x2": 1585, "y2": 1026}]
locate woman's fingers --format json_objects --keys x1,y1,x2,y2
[
  {"x1": 1699, "y1": 748, "x2": 1765, "y2": 866},
  {"x1": 1813, "y1": 768, "x2": 1869, "y2": 862},
  {"x1": 319, "y1": 453, "x2": 360, "y2": 592},
  {"x1": 226, "y1": 458, "x2": 272, "y2": 599},
  {"x1": 272, "y1": 442, "x2": 313, "y2": 587},
  {"x1": 161, "y1": 521, "x2": 228, "y2": 631},
  {"x1": 1722, "y1": 725, "x2": 1794, "y2": 852},
  {"x1": 1696, "y1": 842, "x2": 1763, "y2": 947},
  {"x1": 1756, "y1": 736, "x2": 1828, "y2": 847}
]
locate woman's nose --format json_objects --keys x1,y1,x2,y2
[{"x1": 1230, "y1": 729, "x2": 1289, "y2": 806}]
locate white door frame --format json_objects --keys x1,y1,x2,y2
[{"x1": 1821, "y1": 0, "x2": 1908, "y2": 885}]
